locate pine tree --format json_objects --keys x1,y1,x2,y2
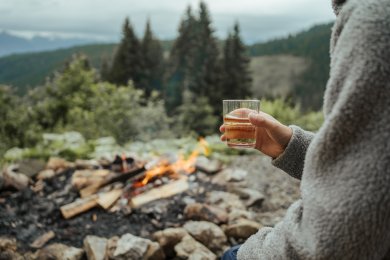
[
  {"x1": 165, "y1": 7, "x2": 197, "y2": 112},
  {"x1": 222, "y1": 22, "x2": 252, "y2": 99},
  {"x1": 140, "y1": 19, "x2": 164, "y2": 96},
  {"x1": 108, "y1": 18, "x2": 143, "y2": 86},
  {"x1": 193, "y1": 1, "x2": 223, "y2": 116}
]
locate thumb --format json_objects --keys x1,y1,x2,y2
[{"x1": 249, "y1": 112, "x2": 278, "y2": 129}]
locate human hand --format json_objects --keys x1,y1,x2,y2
[{"x1": 220, "y1": 110, "x2": 293, "y2": 158}]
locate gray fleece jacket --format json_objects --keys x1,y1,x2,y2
[{"x1": 238, "y1": 0, "x2": 390, "y2": 259}]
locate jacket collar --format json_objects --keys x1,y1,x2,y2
[{"x1": 332, "y1": 0, "x2": 347, "y2": 15}]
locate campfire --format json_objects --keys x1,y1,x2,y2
[
  {"x1": 63, "y1": 138, "x2": 210, "y2": 219},
  {"x1": 0, "y1": 137, "x2": 294, "y2": 260}
]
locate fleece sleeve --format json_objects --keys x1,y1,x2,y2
[
  {"x1": 272, "y1": 126, "x2": 314, "y2": 180},
  {"x1": 238, "y1": 1, "x2": 390, "y2": 259}
]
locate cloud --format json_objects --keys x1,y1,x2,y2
[{"x1": 0, "y1": 0, "x2": 335, "y2": 43}]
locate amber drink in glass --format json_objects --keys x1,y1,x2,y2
[{"x1": 223, "y1": 100, "x2": 260, "y2": 148}]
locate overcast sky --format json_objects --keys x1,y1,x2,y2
[{"x1": 0, "y1": 0, "x2": 335, "y2": 43}]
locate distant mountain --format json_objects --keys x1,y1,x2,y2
[
  {"x1": 0, "y1": 23, "x2": 333, "y2": 109},
  {"x1": 0, "y1": 43, "x2": 117, "y2": 94},
  {"x1": 0, "y1": 31, "x2": 98, "y2": 57},
  {"x1": 0, "y1": 40, "x2": 173, "y2": 94},
  {"x1": 248, "y1": 23, "x2": 333, "y2": 109}
]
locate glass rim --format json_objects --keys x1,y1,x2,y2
[{"x1": 223, "y1": 99, "x2": 260, "y2": 102}]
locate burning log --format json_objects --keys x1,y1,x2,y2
[
  {"x1": 79, "y1": 166, "x2": 145, "y2": 198},
  {"x1": 131, "y1": 177, "x2": 189, "y2": 208},
  {"x1": 60, "y1": 194, "x2": 99, "y2": 219}
]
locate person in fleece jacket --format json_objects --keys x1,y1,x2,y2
[{"x1": 220, "y1": 0, "x2": 390, "y2": 259}]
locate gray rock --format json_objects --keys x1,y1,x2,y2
[
  {"x1": 143, "y1": 241, "x2": 165, "y2": 260},
  {"x1": 228, "y1": 209, "x2": 254, "y2": 224},
  {"x1": 195, "y1": 156, "x2": 222, "y2": 174},
  {"x1": 1, "y1": 165, "x2": 30, "y2": 191},
  {"x1": 0, "y1": 236, "x2": 22, "y2": 259},
  {"x1": 18, "y1": 159, "x2": 46, "y2": 178},
  {"x1": 0, "y1": 236, "x2": 17, "y2": 251},
  {"x1": 105, "y1": 236, "x2": 119, "y2": 260},
  {"x1": 226, "y1": 168, "x2": 248, "y2": 182},
  {"x1": 83, "y1": 235, "x2": 107, "y2": 260},
  {"x1": 36, "y1": 243, "x2": 84, "y2": 260},
  {"x1": 75, "y1": 159, "x2": 100, "y2": 170},
  {"x1": 229, "y1": 187, "x2": 265, "y2": 207},
  {"x1": 183, "y1": 221, "x2": 228, "y2": 255},
  {"x1": 184, "y1": 203, "x2": 228, "y2": 224},
  {"x1": 153, "y1": 228, "x2": 188, "y2": 257},
  {"x1": 113, "y1": 233, "x2": 150, "y2": 259},
  {"x1": 174, "y1": 235, "x2": 217, "y2": 260},
  {"x1": 225, "y1": 219, "x2": 262, "y2": 240},
  {"x1": 206, "y1": 191, "x2": 246, "y2": 211}
]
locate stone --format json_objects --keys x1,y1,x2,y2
[
  {"x1": 184, "y1": 203, "x2": 228, "y2": 224},
  {"x1": 18, "y1": 159, "x2": 46, "y2": 178},
  {"x1": 183, "y1": 221, "x2": 228, "y2": 255},
  {"x1": 0, "y1": 250, "x2": 23, "y2": 260},
  {"x1": 228, "y1": 209, "x2": 254, "y2": 224},
  {"x1": 210, "y1": 169, "x2": 229, "y2": 186},
  {"x1": 105, "y1": 236, "x2": 119, "y2": 259},
  {"x1": 36, "y1": 169, "x2": 56, "y2": 180},
  {"x1": 206, "y1": 191, "x2": 246, "y2": 211},
  {"x1": 144, "y1": 241, "x2": 165, "y2": 260},
  {"x1": 2, "y1": 165, "x2": 30, "y2": 190},
  {"x1": 36, "y1": 243, "x2": 83, "y2": 260},
  {"x1": 225, "y1": 219, "x2": 262, "y2": 240},
  {"x1": 23, "y1": 251, "x2": 38, "y2": 260},
  {"x1": 0, "y1": 236, "x2": 17, "y2": 251},
  {"x1": 153, "y1": 228, "x2": 188, "y2": 257},
  {"x1": 113, "y1": 233, "x2": 150, "y2": 259},
  {"x1": 0, "y1": 236, "x2": 22, "y2": 259},
  {"x1": 229, "y1": 187, "x2": 265, "y2": 207},
  {"x1": 75, "y1": 159, "x2": 100, "y2": 169},
  {"x1": 195, "y1": 156, "x2": 222, "y2": 174},
  {"x1": 83, "y1": 235, "x2": 107, "y2": 260},
  {"x1": 174, "y1": 235, "x2": 217, "y2": 260},
  {"x1": 226, "y1": 168, "x2": 248, "y2": 182}
]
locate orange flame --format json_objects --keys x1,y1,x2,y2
[{"x1": 133, "y1": 138, "x2": 210, "y2": 188}]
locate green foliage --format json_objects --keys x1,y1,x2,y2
[
  {"x1": 261, "y1": 98, "x2": 324, "y2": 131},
  {"x1": 34, "y1": 55, "x2": 172, "y2": 144},
  {"x1": 174, "y1": 90, "x2": 218, "y2": 137},
  {"x1": 0, "y1": 55, "x2": 174, "y2": 160},
  {"x1": 0, "y1": 85, "x2": 42, "y2": 157},
  {"x1": 4, "y1": 132, "x2": 95, "y2": 162}
]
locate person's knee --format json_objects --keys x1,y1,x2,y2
[{"x1": 221, "y1": 245, "x2": 241, "y2": 260}]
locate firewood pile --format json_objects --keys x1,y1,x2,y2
[{"x1": 0, "y1": 143, "x2": 300, "y2": 259}]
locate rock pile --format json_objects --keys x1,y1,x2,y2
[{"x1": 0, "y1": 154, "x2": 300, "y2": 259}]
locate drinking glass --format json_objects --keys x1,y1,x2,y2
[{"x1": 223, "y1": 100, "x2": 260, "y2": 148}]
